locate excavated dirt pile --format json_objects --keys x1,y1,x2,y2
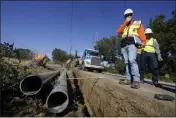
[{"x1": 73, "y1": 69, "x2": 176, "y2": 117}]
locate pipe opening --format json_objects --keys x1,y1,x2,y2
[
  {"x1": 20, "y1": 76, "x2": 42, "y2": 94},
  {"x1": 47, "y1": 92, "x2": 67, "y2": 108}
]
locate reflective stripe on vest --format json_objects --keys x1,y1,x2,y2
[
  {"x1": 122, "y1": 21, "x2": 141, "y2": 38},
  {"x1": 144, "y1": 38, "x2": 156, "y2": 53}
]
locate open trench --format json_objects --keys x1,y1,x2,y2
[
  {"x1": 0, "y1": 69, "x2": 91, "y2": 117},
  {"x1": 1, "y1": 64, "x2": 175, "y2": 117}
]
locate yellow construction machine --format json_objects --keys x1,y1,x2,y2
[{"x1": 32, "y1": 53, "x2": 48, "y2": 67}]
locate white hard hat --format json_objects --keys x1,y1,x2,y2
[
  {"x1": 145, "y1": 28, "x2": 153, "y2": 34},
  {"x1": 124, "y1": 9, "x2": 133, "y2": 16}
]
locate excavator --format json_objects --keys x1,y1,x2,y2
[{"x1": 31, "y1": 53, "x2": 48, "y2": 67}]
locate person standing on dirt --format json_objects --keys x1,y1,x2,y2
[
  {"x1": 117, "y1": 8, "x2": 146, "y2": 89},
  {"x1": 140, "y1": 28, "x2": 163, "y2": 86},
  {"x1": 66, "y1": 59, "x2": 71, "y2": 69}
]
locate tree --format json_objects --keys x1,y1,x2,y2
[
  {"x1": 75, "y1": 50, "x2": 78, "y2": 58},
  {"x1": 1, "y1": 42, "x2": 15, "y2": 58},
  {"x1": 0, "y1": 42, "x2": 35, "y2": 61},
  {"x1": 14, "y1": 48, "x2": 35, "y2": 60},
  {"x1": 52, "y1": 48, "x2": 74, "y2": 63},
  {"x1": 148, "y1": 10, "x2": 176, "y2": 77},
  {"x1": 94, "y1": 36, "x2": 121, "y2": 63},
  {"x1": 148, "y1": 11, "x2": 176, "y2": 55}
]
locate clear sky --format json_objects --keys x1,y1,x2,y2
[{"x1": 1, "y1": 1, "x2": 175, "y2": 59}]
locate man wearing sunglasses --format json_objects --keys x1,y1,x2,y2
[{"x1": 117, "y1": 8, "x2": 146, "y2": 89}]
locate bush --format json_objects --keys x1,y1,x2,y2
[
  {"x1": 115, "y1": 59, "x2": 125, "y2": 75},
  {"x1": 144, "y1": 73, "x2": 152, "y2": 79},
  {"x1": 159, "y1": 56, "x2": 176, "y2": 75},
  {"x1": 103, "y1": 59, "x2": 125, "y2": 75},
  {"x1": 103, "y1": 67, "x2": 115, "y2": 73},
  {"x1": 0, "y1": 57, "x2": 40, "y2": 92}
]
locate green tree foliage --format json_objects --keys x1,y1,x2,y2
[
  {"x1": 14, "y1": 48, "x2": 35, "y2": 60},
  {"x1": 115, "y1": 58, "x2": 125, "y2": 75},
  {"x1": 52, "y1": 48, "x2": 74, "y2": 63},
  {"x1": 148, "y1": 11, "x2": 176, "y2": 54},
  {"x1": 94, "y1": 36, "x2": 121, "y2": 63},
  {"x1": 1, "y1": 42, "x2": 35, "y2": 60},
  {"x1": 148, "y1": 10, "x2": 176, "y2": 78},
  {"x1": 1, "y1": 42, "x2": 15, "y2": 58}
]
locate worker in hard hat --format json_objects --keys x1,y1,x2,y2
[
  {"x1": 140, "y1": 28, "x2": 163, "y2": 86},
  {"x1": 117, "y1": 8, "x2": 146, "y2": 89},
  {"x1": 66, "y1": 59, "x2": 71, "y2": 69}
]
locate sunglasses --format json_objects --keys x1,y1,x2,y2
[{"x1": 125, "y1": 13, "x2": 132, "y2": 18}]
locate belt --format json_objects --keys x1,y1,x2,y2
[{"x1": 122, "y1": 36, "x2": 134, "y2": 40}]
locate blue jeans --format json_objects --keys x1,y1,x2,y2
[
  {"x1": 140, "y1": 52, "x2": 159, "y2": 83},
  {"x1": 121, "y1": 44, "x2": 140, "y2": 82}
]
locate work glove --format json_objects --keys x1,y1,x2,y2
[
  {"x1": 158, "y1": 56, "x2": 163, "y2": 61},
  {"x1": 126, "y1": 17, "x2": 132, "y2": 22},
  {"x1": 137, "y1": 48, "x2": 143, "y2": 55},
  {"x1": 138, "y1": 44, "x2": 145, "y2": 48},
  {"x1": 141, "y1": 43, "x2": 146, "y2": 48}
]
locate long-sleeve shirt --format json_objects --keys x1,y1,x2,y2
[
  {"x1": 151, "y1": 38, "x2": 161, "y2": 57},
  {"x1": 117, "y1": 20, "x2": 146, "y2": 45}
]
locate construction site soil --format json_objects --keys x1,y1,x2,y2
[
  {"x1": 1, "y1": 60, "x2": 90, "y2": 117},
  {"x1": 1, "y1": 59, "x2": 175, "y2": 117},
  {"x1": 73, "y1": 69, "x2": 176, "y2": 117}
]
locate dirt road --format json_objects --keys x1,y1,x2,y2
[{"x1": 74, "y1": 69, "x2": 176, "y2": 117}]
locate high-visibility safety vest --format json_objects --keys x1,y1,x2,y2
[
  {"x1": 143, "y1": 38, "x2": 156, "y2": 53},
  {"x1": 122, "y1": 21, "x2": 142, "y2": 38}
]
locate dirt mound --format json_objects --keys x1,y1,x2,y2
[{"x1": 73, "y1": 69, "x2": 175, "y2": 117}]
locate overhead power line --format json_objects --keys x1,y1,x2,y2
[
  {"x1": 124, "y1": 0, "x2": 126, "y2": 9},
  {"x1": 70, "y1": 0, "x2": 74, "y2": 55}
]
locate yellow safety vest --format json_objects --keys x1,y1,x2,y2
[
  {"x1": 143, "y1": 38, "x2": 156, "y2": 53},
  {"x1": 122, "y1": 21, "x2": 142, "y2": 38}
]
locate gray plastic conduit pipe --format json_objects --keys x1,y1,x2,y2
[
  {"x1": 45, "y1": 71, "x2": 69, "y2": 113},
  {"x1": 19, "y1": 70, "x2": 60, "y2": 96}
]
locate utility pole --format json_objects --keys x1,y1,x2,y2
[
  {"x1": 174, "y1": 0, "x2": 176, "y2": 12},
  {"x1": 93, "y1": 32, "x2": 100, "y2": 48},
  {"x1": 69, "y1": 48, "x2": 71, "y2": 55},
  {"x1": 92, "y1": 32, "x2": 96, "y2": 47},
  {"x1": 124, "y1": 0, "x2": 126, "y2": 9},
  {"x1": 70, "y1": 0, "x2": 74, "y2": 56},
  {"x1": 0, "y1": 29, "x2": 1, "y2": 45}
]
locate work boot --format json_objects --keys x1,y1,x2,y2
[
  {"x1": 119, "y1": 79, "x2": 131, "y2": 85},
  {"x1": 153, "y1": 81, "x2": 162, "y2": 88},
  {"x1": 131, "y1": 81, "x2": 140, "y2": 89}
]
